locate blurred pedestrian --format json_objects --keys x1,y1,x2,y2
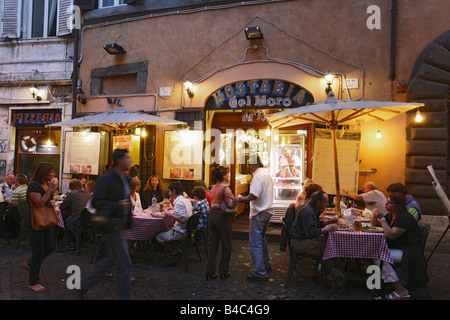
[
  {"x1": 76, "y1": 149, "x2": 133, "y2": 300},
  {"x1": 22, "y1": 163, "x2": 58, "y2": 292}
]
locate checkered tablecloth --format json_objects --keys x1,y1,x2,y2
[
  {"x1": 322, "y1": 231, "x2": 393, "y2": 264},
  {"x1": 54, "y1": 205, "x2": 65, "y2": 229},
  {"x1": 126, "y1": 210, "x2": 174, "y2": 241}
]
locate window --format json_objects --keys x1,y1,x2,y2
[
  {"x1": 27, "y1": 0, "x2": 58, "y2": 38},
  {"x1": 99, "y1": 0, "x2": 125, "y2": 8}
]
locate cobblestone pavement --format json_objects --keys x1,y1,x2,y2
[{"x1": 1, "y1": 235, "x2": 449, "y2": 305}]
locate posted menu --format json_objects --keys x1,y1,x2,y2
[{"x1": 63, "y1": 132, "x2": 101, "y2": 175}]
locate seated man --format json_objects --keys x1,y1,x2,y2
[
  {"x1": 386, "y1": 182, "x2": 422, "y2": 221},
  {"x1": 156, "y1": 182, "x2": 192, "y2": 243},
  {"x1": 6, "y1": 174, "x2": 28, "y2": 207},
  {"x1": 59, "y1": 179, "x2": 90, "y2": 229},
  {"x1": 290, "y1": 190, "x2": 338, "y2": 256},
  {"x1": 342, "y1": 182, "x2": 388, "y2": 216}
]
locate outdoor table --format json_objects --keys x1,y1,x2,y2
[
  {"x1": 322, "y1": 229, "x2": 393, "y2": 265},
  {"x1": 126, "y1": 209, "x2": 174, "y2": 241},
  {"x1": 54, "y1": 203, "x2": 65, "y2": 229}
]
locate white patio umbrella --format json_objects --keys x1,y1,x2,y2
[
  {"x1": 46, "y1": 106, "x2": 186, "y2": 134},
  {"x1": 267, "y1": 91, "x2": 424, "y2": 213}
]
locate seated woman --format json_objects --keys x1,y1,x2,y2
[
  {"x1": 141, "y1": 175, "x2": 164, "y2": 209},
  {"x1": 130, "y1": 177, "x2": 143, "y2": 213},
  {"x1": 371, "y1": 194, "x2": 429, "y2": 300},
  {"x1": 60, "y1": 179, "x2": 90, "y2": 229}
]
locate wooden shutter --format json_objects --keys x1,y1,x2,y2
[
  {"x1": 1, "y1": 0, "x2": 21, "y2": 38},
  {"x1": 57, "y1": 0, "x2": 73, "y2": 36}
]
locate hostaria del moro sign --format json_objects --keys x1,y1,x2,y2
[{"x1": 205, "y1": 79, "x2": 314, "y2": 110}]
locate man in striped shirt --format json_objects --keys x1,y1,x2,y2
[{"x1": 8, "y1": 174, "x2": 28, "y2": 206}]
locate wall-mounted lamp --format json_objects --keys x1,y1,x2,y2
[
  {"x1": 183, "y1": 78, "x2": 194, "y2": 98},
  {"x1": 103, "y1": 43, "x2": 126, "y2": 55},
  {"x1": 74, "y1": 85, "x2": 86, "y2": 104},
  {"x1": 324, "y1": 72, "x2": 334, "y2": 94},
  {"x1": 245, "y1": 27, "x2": 264, "y2": 40},
  {"x1": 29, "y1": 85, "x2": 42, "y2": 101}
]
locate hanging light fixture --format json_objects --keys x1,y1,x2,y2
[
  {"x1": 376, "y1": 130, "x2": 382, "y2": 139},
  {"x1": 415, "y1": 109, "x2": 423, "y2": 122}
]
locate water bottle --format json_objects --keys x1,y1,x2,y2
[{"x1": 151, "y1": 195, "x2": 157, "y2": 212}]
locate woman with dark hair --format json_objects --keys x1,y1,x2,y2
[
  {"x1": 205, "y1": 166, "x2": 238, "y2": 280},
  {"x1": 372, "y1": 194, "x2": 429, "y2": 300},
  {"x1": 141, "y1": 175, "x2": 164, "y2": 209},
  {"x1": 23, "y1": 162, "x2": 59, "y2": 292}
]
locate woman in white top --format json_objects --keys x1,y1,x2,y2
[{"x1": 130, "y1": 177, "x2": 143, "y2": 213}]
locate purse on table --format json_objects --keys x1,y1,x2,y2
[{"x1": 30, "y1": 201, "x2": 59, "y2": 231}]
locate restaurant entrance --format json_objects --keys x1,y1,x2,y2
[
  {"x1": 203, "y1": 78, "x2": 316, "y2": 221},
  {"x1": 11, "y1": 109, "x2": 62, "y2": 184}
]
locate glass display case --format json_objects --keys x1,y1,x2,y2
[{"x1": 270, "y1": 131, "x2": 306, "y2": 208}]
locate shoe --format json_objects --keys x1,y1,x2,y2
[
  {"x1": 385, "y1": 291, "x2": 411, "y2": 300},
  {"x1": 28, "y1": 284, "x2": 46, "y2": 292},
  {"x1": 246, "y1": 274, "x2": 268, "y2": 282},
  {"x1": 220, "y1": 272, "x2": 230, "y2": 279},
  {"x1": 206, "y1": 273, "x2": 218, "y2": 281}
]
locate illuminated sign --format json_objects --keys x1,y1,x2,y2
[
  {"x1": 205, "y1": 79, "x2": 314, "y2": 110},
  {"x1": 12, "y1": 110, "x2": 62, "y2": 127}
]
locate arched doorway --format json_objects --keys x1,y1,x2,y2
[{"x1": 406, "y1": 29, "x2": 450, "y2": 216}]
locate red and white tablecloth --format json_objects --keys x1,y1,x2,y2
[
  {"x1": 54, "y1": 205, "x2": 65, "y2": 229},
  {"x1": 126, "y1": 210, "x2": 174, "y2": 241},
  {"x1": 322, "y1": 230, "x2": 393, "y2": 264}
]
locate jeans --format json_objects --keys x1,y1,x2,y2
[
  {"x1": 80, "y1": 230, "x2": 132, "y2": 300},
  {"x1": 249, "y1": 211, "x2": 272, "y2": 278},
  {"x1": 28, "y1": 227, "x2": 55, "y2": 285}
]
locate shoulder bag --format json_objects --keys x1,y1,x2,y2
[
  {"x1": 30, "y1": 201, "x2": 59, "y2": 231},
  {"x1": 220, "y1": 186, "x2": 237, "y2": 215}
]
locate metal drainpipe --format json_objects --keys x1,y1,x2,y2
[
  {"x1": 389, "y1": 0, "x2": 398, "y2": 81},
  {"x1": 72, "y1": 28, "x2": 79, "y2": 118}
]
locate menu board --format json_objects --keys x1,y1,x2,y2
[
  {"x1": 312, "y1": 130, "x2": 360, "y2": 195},
  {"x1": 163, "y1": 130, "x2": 203, "y2": 180},
  {"x1": 63, "y1": 132, "x2": 101, "y2": 175}
]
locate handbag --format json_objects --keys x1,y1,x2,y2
[
  {"x1": 220, "y1": 186, "x2": 237, "y2": 215},
  {"x1": 30, "y1": 201, "x2": 59, "y2": 231}
]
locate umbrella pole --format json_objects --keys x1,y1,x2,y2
[{"x1": 330, "y1": 120, "x2": 341, "y2": 216}]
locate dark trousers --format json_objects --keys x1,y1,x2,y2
[
  {"x1": 206, "y1": 211, "x2": 232, "y2": 276},
  {"x1": 80, "y1": 230, "x2": 132, "y2": 300},
  {"x1": 28, "y1": 227, "x2": 55, "y2": 285}
]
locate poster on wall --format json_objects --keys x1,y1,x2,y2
[
  {"x1": 163, "y1": 130, "x2": 203, "y2": 180},
  {"x1": 312, "y1": 129, "x2": 360, "y2": 196},
  {"x1": 113, "y1": 135, "x2": 133, "y2": 151},
  {"x1": 63, "y1": 132, "x2": 101, "y2": 175}
]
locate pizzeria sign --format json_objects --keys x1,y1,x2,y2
[{"x1": 205, "y1": 79, "x2": 314, "y2": 110}]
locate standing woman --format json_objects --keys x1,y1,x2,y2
[
  {"x1": 23, "y1": 162, "x2": 59, "y2": 292},
  {"x1": 206, "y1": 166, "x2": 238, "y2": 280},
  {"x1": 141, "y1": 175, "x2": 164, "y2": 209}
]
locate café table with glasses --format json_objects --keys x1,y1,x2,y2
[
  {"x1": 126, "y1": 208, "x2": 174, "y2": 242},
  {"x1": 321, "y1": 211, "x2": 393, "y2": 297}
]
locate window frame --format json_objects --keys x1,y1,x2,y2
[
  {"x1": 98, "y1": 0, "x2": 125, "y2": 9},
  {"x1": 25, "y1": 0, "x2": 58, "y2": 38}
]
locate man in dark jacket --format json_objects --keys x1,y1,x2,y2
[
  {"x1": 76, "y1": 149, "x2": 133, "y2": 300},
  {"x1": 290, "y1": 190, "x2": 337, "y2": 256}
]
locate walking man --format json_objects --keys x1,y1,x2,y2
[
  {"x1": 76, "y1": 149, "x2": 133, "y2": 300},
  {"x1": 238, "y1": 154, "x2": 273, "y2": 281}
]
